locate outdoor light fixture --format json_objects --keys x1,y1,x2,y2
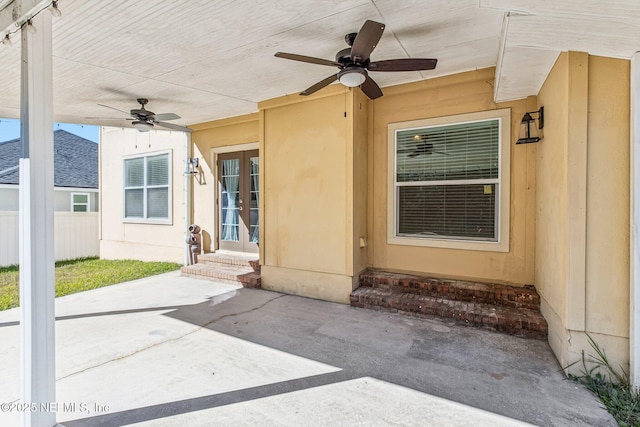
[
  {"x1": 516, "y1": 106, "x2": 544, "y2": 144},
  {"x1": 49, "y1": 1, "x2": 62, "y2": 17},
  {"x1": 132, "y1": 121, "x2": 153, "y2": 132},
  {"x1": 26, "y1": 20, "x2": 37, "y2": 34},
  {"x1": 338, "y1": 67, "x2": 367, "y2": 87},
  {"x1": 185, "y1": 157, "x2": 199, "y2": 175}
]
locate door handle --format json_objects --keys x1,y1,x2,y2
[{"x1": 238, "y1": 206, "x2": 243, "y2": 211}]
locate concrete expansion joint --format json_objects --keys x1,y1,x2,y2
[{"x1": 57, "y1": 293, "x2": 286, "y2": 382}]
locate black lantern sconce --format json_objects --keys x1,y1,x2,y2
[{"x1": 516, "y1": 106, "x2": 544, "y2": 144}]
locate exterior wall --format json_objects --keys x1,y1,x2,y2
[
  {"x1": 537, "y1": 52, "x2": 630, "y2": 373},
  {"x1": 370, "y1": 68, "x2": 536, "y2": 285},
  {"x1": 0, "y1": 185, "x2": 98, "y2": 212},
  {"x1": 99, "y1": 127, "x2": 187, "y2": 264},
  {"x1": 0, "y1": 211, "x2": 99, "y2": 266},
  {"x1": 258, "y1": 86, "x2": 363, "y2": 303},
  {"x1": 190, "y1": 114, "x2": 259, "y2": 253},
  {"x1": 54, "y1": 188, "x2": 99, "y2": 212},
  {"x1": 353, "y1": 89, "x2": 369, "y2": 275},
  {"x1": 0, "y1": 187, "x2": 18, "y2": 210}
]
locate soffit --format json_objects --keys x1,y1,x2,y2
[{"x1": 0, "y1": 0, "x2": 637, "y2": 127}]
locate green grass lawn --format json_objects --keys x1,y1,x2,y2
[{"x1": 0, "y1": 257, "x2": 181, "y2": 311}]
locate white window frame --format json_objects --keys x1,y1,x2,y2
[
  {"x1": 122, "y1": 150, "x2": 172, "y2": 225},
  {"x1": 387, "y1": 109, "x2": 511, "y2": 252},
  {"x1": 70, "y1": 192, "x2": 90, "y2": 212}
]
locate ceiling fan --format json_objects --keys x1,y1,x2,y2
[
  {"x1": 399, "y1": 135, "x2": 448, "y2": 157},
  {"x1": 87, "y1": 98, "x2": 192, "y2": 133},
  {"x1": 275, "y1": 20, "x2": 437, "y2": 100}
]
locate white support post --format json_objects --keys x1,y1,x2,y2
[
  {"x1": 19, "y1": 10, "x2": 56, "y2": 427},
  {"x1": 631, "y1": 52, "x2": 640, "y2": 389}
]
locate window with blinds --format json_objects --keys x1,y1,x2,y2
[
  {"x1": 123, "y1": 152, "x2": 171, "y2": 222},
  {"x1": 394, "y1": 118, "x2": 501, "y2": 242}
]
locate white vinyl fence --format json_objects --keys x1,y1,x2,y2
[{"x1": 0, "y1": 211, "x2": 99, "y2": 267}]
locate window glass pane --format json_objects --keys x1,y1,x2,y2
[
  {"x1": 73, "y1": 204, "x2": 88, "y2": 212},
  {"x1": 147, "y1": 188, "x2": 168, "y2": 218},
  {"x1": 124, "y1": 158, "x2": 144, "y2": 187},
  {"x1": 147, "y1": 154, "x2": 169, "y2": 186},
  {"x1": 396, "y1": 120, "x2": 499, "y2": 182},
  {"x1": 398, "y1": 184, "x2": 496, "y2": 241},
  {"x1": 73, "y1": 194, "x2": 88, "y2": 203},
  {"x1": 125, "y1": 189, "x2": 144, "y2": 217}
]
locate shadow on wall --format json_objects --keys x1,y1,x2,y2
[{"x1": 202, "y1": 230, "x2": 211, "y2": 253}]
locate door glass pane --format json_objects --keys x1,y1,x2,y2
[
  {"x1": 221, "y1": 159, "x2": 240, "y2": 241},
  {"x1": 249, "y1": 156, "x2": 259, "y2": 243}
]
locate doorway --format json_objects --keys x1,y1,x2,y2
[{"x1": 217, "y1": 150, "x2": 259, "y2": 253}]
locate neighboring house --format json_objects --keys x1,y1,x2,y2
[
  {"x1": 0, "y1": 130, "x2": 99, "y2": 266},
  {"x1": 100, "y1": 53, "x2": 630, "y2": 380}
]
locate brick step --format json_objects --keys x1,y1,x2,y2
[
  {"x1": 350, "y1": 287, "x2": 547, "y2": 340},
  {"x1": 181, "y1": 263, "x2": 261, "y2": 288},
  {"x1": 360, "y1": 270, "x2": 539, "y2": 310},
  {"x1": 197, "y1": 252, "x2": 260, "y2": 272}
]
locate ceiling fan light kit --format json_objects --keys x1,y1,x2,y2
[
  {"x1": 132, "y1": 120, "x2": 152, "y2": 132},
  {"x1": 338, "y1": 67, "x2": 367, "y2": 87},
  {"x1": 275, "y1": 20, "x2": 437, "y2": 100}
]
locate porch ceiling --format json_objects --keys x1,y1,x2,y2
[{"x1": 0, "y1": 0, "x2": 637, "y2": 128}]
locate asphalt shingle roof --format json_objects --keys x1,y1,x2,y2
[{"x1": 0, "y1": 130, "x2": 98, "y2": 188}]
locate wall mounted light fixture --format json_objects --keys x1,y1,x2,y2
[
  {"x1": 516, "y1": 106, "x2": 544, "y2": 144},
  {"x1": 185, "y1": 157, "x2": 199, "y2": 175}
]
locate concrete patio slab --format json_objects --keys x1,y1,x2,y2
[{"x1": 0, "y1": 271, "x2": 615, "y2": 426}]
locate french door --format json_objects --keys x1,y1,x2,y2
[{"x1": 217, "y1": 150, "x2": 259, "y2": 253}]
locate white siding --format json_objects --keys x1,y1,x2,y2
[{"x1": 0, "y1": 211, "x2": 99, "y2": 267}]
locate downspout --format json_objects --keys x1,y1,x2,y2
[
  {"x1": 630, "y1": 52, "x2": 640, "y2": 389},
  {"x1": 184, "y1": 131, "x2": 193, "y2": 266}
]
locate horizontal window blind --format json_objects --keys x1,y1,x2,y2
[
  {"x1": 398, "y1": 184, "x2": 497, "y2": 240},
  {"x1": 395, "y1": 119, "x2": 500, "y2": 242},
  {"x1": 396, "y1": 121, "x2": 499, "y2": 182}
]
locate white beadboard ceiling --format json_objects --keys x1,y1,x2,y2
[{"x1": 0, "y1": 0, "x2": 638, "y2": 128}]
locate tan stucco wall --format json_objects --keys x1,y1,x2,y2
[
  {"x1": 536, "y1": 53, "x2": 570, "y2": 330},
  {"x1": 369, "y1": 68, "x2": 536, "y2": 285},
  {"x1": 537, "y1": 52, "x2": 630, "y2": 372},
  {"x1": 190, "y1": 114, "x2": 259, "y2": 253},
  {"x1": 258, "y1": 86, "x2": 362, "y2": 303},
  {"x1": 99, "y1": 127, "x2": 187, "y2": 263}
]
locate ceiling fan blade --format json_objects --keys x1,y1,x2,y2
[
  {"x1": 368, "y1": 58, "x2": 438, "y2": 72},
  {"x1": 300, "y1": 74, "x2": 338, "y2": 96},
  {"x1": 84, "y1": 117, "x2": 131, "y2": 120},
  {"x1": 351, "y1": 20, "x2": 385, "y2": 63},
  {"x1": 155, "y1": 121, "x2": 192, "y2": 133},
  {"x1": 154, "y1": 113, "x2": 181, "y2": 121},
  {"x1": 275, "y1": 52, "x2": 341, "y2": 67},
  {"x1": 97, "y1": 103, "x2": 130, "y2": 115},
  {"x1": 360, "y1": 75, "x2": 383, "y2": 100}
]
